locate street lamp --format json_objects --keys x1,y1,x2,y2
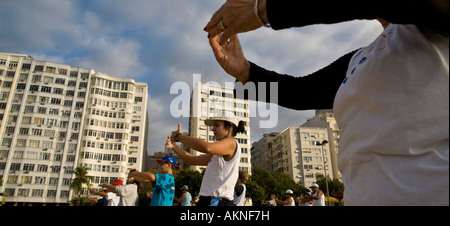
[{"x1": 316, "y1": 140, "x2": 330, "y2": 206}]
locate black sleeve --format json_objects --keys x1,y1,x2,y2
[
  {"x1": 266, "y1": 0, "x2": 449, "y2": 34},
  {"x1": 235, "y1": 49, "x2": 357, "y2": 110}
]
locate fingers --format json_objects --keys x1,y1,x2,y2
[
  {"x1": 178, "y1": 122, "x2": 182, "y2": 132},
  {"x1": 205, "y1": 4, "x2": 225, "y2": 32},
  {"x1": 209, "y1": 35, "x2": 225, "y2": 60},
  {"x1": 220, "y1": 25, "x2": 237, "y2": 46}
]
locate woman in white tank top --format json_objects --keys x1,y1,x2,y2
[{"x1": 166, "y1": 112, "x2": 246, "y2": 206}]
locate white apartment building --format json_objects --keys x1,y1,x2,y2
[
  {"x1": 79, "y1": 72, "x2": 148, "y2": 192},
  {"x1": 189, "y1": 82, "x2": 251, "y2": 173},
  {"x1": 251, "y1": 127, "x2": 333, "y2": 187},
  {"x1": 302, "y1": 110, "x2": 341, "y2": 180},
  {"x1": 0, "y1": 52, "x2": 148, "y2": 205}
]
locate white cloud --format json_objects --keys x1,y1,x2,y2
[{"x1": 1, "y1": 0, "x2": 385, "y2": 155}]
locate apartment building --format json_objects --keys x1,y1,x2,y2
[
  {"x1": 0, "y1": 52, "x2": 148, "y2": 205},
  {"x1": 302, "y1": 110, "x2": 341, "y2": 180},
  {"x1": 251, "y1": 126, "x2": 333, "y2": 187},
  {"x1": 189, "y1": 82, "x2": 251, "y2": 173}
]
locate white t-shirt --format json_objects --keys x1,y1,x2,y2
[
  {"x1": 199, "y1": 139, "x2": 241, "y2": 201},
  {"x1": 115, "y1": 184, "x2": 138, "y2": 206},
  {"x1": 106, "y1": 192, "x2": 120, "y2": 206},
  {"x1": 334, "y1": 24, "x2": 449, "y2": 205}
]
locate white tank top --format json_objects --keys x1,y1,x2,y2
[
  {"x1": 199, "y1": 139, "x2": 241, "y2": 201},
  {"x1": 286, "y1": 197, "x2": 296, "y2": 206},
  {"x1": 312, "y1": 191, "x2": 325, "y2": 206}
]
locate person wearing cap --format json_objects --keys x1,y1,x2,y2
[
  {"x1": 302, "y1": 183, "x2": 325, "y2": 206},
  {"x1": 166, "y1": 112, "x2": 246, "y2": 206},
  {"x1": 89, "y1": 179, "x2": 122, "y2": 206},
  {"x1": 129, "y1": 155, "x2": 176, "y2": 206},
  {"x1": 103, "y1": 170, "x2": 140, "y2": 206},
  {"x1": 275, "y1": 189, "x2": 296, "y2": 206},
  {"x1": 174, "y1": 185, "x2": 192, "y2": 206}
]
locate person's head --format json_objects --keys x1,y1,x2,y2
[
  {"x1": 237, "y1": 170, "x2": 249, "y2": 185},
  {"x1": 127, "y1": 169, "x2": 141, "y2": 191},
  {"x1": 111, "y1": 179, "x2": 123, "y2": 186},
  {"x1": 204, "y1": 112, "x2": 245, "y2": 140},
  {"x1": 270, "y1": 194, "x2": 276, "y2": 200},
  {"x1": 309, "y1": 183, "x2": 319, "y2": 192},
  {"x1": 156, "y1": 155, "x2": 177, "y2": 173},
  {"x1": 180, "y1": 185, "x2": 189, "y2": 193},
  {"x1": 285, "y1": 189, "x2": 294, "y2": 198}
]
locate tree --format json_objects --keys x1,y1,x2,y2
[
  {"x1": 70, "y1": 166, "x2": 93, "y2": 198},
  {"x1": 173, "y1": 168, "x2": 204, "y2": 198},
  {"x1": 314, "y1": 174, "x2": 345, "y2": 205},
  {"x1": 314, "y1": 174, "x2": 344, "y2": 195},
  {"x1": 246, "y1": 168, "x2": 308, "y2": 206}
]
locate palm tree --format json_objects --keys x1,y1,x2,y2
[{"x1": 70, "y1": 166, "x2": 94, "y2": 198}]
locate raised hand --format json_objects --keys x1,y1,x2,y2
[
  {"x1": 209, "y1": 35, "x2": 250, "y2": 83},
  {"x1": 205, "y1": 0, "x2": 268, "y2": 45}
]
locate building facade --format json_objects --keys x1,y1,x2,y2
[
  {"x1": 0, "y1": 52, "x2": 148, "y2": 205},
  {"x1": 302, "y1": 110, "x2": 341, "y2": 180},
  {"x1": 189, "y1": 82, "x2": 251, "y2": 173},
  {"x1": 251, "y1": 126, "x2": 333, "y2": 187}
]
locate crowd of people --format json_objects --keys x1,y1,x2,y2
[{"x1": 260, "y1": 184, "x2": 327, "y2": 207}]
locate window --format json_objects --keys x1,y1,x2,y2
[
  {"x1": 29, "y1": 140, "x2": 40, "y2": 147},
  {"x1": 43, "y1": 76, "x2": 53, "y2": 83},
  {"x1": 53, "y1": 88, "x2": 64, "y2": 95},
  {"x1": 58, "y1": 69, "x2": 67, "y2": 75},
  {"x1": 131, "y1": 126, "x2": 140, "y2": 132},
  {"x1": 16, "y1": 83, "x2": 26, "y2": 90},
  {"x1": 128, "y1": 157, "x2": 137, "y2": 163},
  {"x1": 10, "y1": 163, "x2": 21, "y2": 171},
  {"x1": 23, "y1": 164, "x2": 35, "y2": 171},
  {"x1": 40, "y1": 86, "x2": 52, "y2": 93},
  {"x1": 34, "y1": 65, "x2": 44, "y2": 72},
  {"x1": 37, "y1": 165, "x2": 48, "y2": 172},
  {"x1": 29, "y1": 85, "x2": 39, "y2": 91},
  {"x1": 32, "y1": 129, "x2": 42, "y2": 136},
  {"x1": 50, "y1": 98, "x2": 61, "y2": 105}
]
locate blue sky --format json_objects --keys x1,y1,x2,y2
[{"x1": 0, "y1": 0, "x2": 383, "y2": 155}]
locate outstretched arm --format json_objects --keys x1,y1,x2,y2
[
  {"x1": 166, "y1": 136, "x2": 213, "y2": 166},
  {"x1": 170, "y1": 123, "x2": 237, "y2": 160},
  {"x1": 129, "y1": 171, "x2": 156, "y2": 184}
]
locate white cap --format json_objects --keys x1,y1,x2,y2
[
  {"x1": 204, "y1": 111, "x2": 240, "y2": 127},
  {"x1": 285, "y1": 189, "x2": 294, "y2": 194},
  {"x1": 309, "y1": 183, "x2": 319, "y2": 188}
]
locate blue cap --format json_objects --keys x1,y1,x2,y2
[{"x1": 156, "y1": 155, "x2": 177, "y2": 165}]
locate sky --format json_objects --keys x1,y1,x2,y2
[{"x1": 0, "y1": 0, "x2": 383, "y2": 155}]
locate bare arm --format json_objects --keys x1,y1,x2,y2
[
  {"x1": 129, "y1": 171, "x2": 156, "y2": 184},
  {"x1": 169, "y1": 123, "x2": 237, "y2": 161},
  {"x1": 166, "y1": 136, "x2": 213, "y2": 166},
  {"x1": 89, "y1": 188, "x2": 108, "y2": 197}
]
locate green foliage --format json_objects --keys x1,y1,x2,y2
[
  {"x1": 314, "y1": 173, "x2": 345, "y2": 197},
  {"x1": 173, "y1": 168, "x2": 204, "y2": 198},
  {"x1": 246, "y1": 168, "x2": 308, "y2": 206},
  {"x1": 69, "y1": 166, "x2": 94, "y2": 196}
]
